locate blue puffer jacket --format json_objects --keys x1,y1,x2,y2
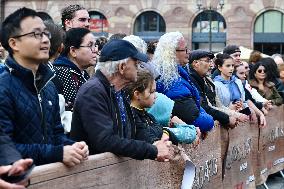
[
  {"x1": 157, "y1": 65, "x2": 201, "y2": 106},
  {"x1": 0, "y1": 64, "x2": 5, "y2": 74},
  {"x1": 0, "y1": 56, "x2": 74, "y2": 165},
  {"x1": 156, "y1": 65, "x2": 214, "y2": 132}
]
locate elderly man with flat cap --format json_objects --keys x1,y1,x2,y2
[
  {"x1": 70, "y1": 39, "x2": 172, "y2": 161},
  {"x1": 187, "y1": 50, "x2": 237, "y2": 128}
]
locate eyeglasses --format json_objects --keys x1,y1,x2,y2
[
  {"x1": 198, "y1": 58, "x2": 210, "y2": 63},
  {"x1": 79, "y1": 43, "x2": 97, "y2": 52},
  {"x1": 257, "y1": 69, "x2": 266, "y2": 73},
  {"x1": 12, "y1": 31, "x2": 51, "y2": 40},
  {"x1": 176, "y1": 48, "x2": 189, "y2": 54}
]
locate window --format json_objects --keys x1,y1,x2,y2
[
  {"x1": 254, "y1": 10, "x2": 284, "y2": 55},
  {"x1": 134, "y1": 11, "x2": 166, "y2": 42},
  {"x1": 192, "y1": 10, "x2": 226, "y2": 52},
  {"x1": 89, "y1": 11, "x2": 109, "y2": 37}
]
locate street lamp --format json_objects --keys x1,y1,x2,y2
[{"x1": 196, "y1": 0, "x2": 225, "y2": 52}]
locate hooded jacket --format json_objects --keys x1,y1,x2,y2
[
  {"x1": 214, "y1": 75, "x2": 247, "y2": 108},
  {"x1": 53, "y1": 56, "x2": 90, "y2": 110},
  {"x1": 70, "y1": 70, "x2": 158, "y2": 160},
  {"x1": 0, "y1": 56, "x2": 74, "y2": 165}
]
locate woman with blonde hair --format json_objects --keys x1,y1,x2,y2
[{"x1": 152, "y1": 32, "x2": 214, "y2": 134}]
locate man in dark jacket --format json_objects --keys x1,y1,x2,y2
[
  {"x1": 187, "y1": 50, "x2": 237, "y2": 128},
  {"x1": 70, "y1": 39, "x2": 172, "y2": 161},
  {"x1": 0, "y1": 7, "x2": 88, "y2": 166}
]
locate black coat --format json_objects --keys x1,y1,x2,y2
[
  {"x1": 188, "y1": 67, "x2": 230, "y2": 125},
  {"x1": 132, "y1": 107, "x2": 179, "y2": 145},
  {"x1": 132, "y1": 107, "x2": 163, "y2": 144},
  {"x1": 70, "y1": 70, "x2": 158, "y2": 160}
]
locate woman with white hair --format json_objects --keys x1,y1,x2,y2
[{"x1": 152, "y1": 32, "x2": 214, "y2": 134}]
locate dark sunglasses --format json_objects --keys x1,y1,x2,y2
[{"x1": 257, "y1": 69, "x2": 266, "y2": 73}]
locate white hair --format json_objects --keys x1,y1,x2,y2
[
  {"x1": 152, "y1": 31, "x2": 184, "y2": 88},
  {"x1": 123, "y1": 35, "x2": 147, "y2": 54},
  {"x1": 95, "y1": 58, "x2": 128, "y2": 77}
]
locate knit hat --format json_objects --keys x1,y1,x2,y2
[
  {"x1": 147, "y1": 92, "x2": 174, "y2": 126},
  {"x1": 223, "y1": 45, "x2": 241, "y2": 55}
]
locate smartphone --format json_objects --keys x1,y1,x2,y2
[
  {"x1": 1, "y1": 163, "x2": 35, "y2": 183},
  {"x1": 239, "y1": 107, "x2": 251, "y2": 115}
]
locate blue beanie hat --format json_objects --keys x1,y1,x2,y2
[
  {"x1": 193, "y1": 107, "x2": 214, "y2": 132},
  {"x1": 147, "y1": 92, "x2": 174, "y2": 127}
]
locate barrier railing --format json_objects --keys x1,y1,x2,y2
[{"x1": 28, "y1": 106, "x2": 284, "y2": 189}]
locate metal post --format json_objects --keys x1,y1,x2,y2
[
  {"x1": 209, "y1": 10, "x2": 212, "y2": 52},
  {"x1": 280, "y1": 170, "x2": 284, "y2": 178},
  {"x1": 263, "y1": 182, "x2": 269, "y2": 189}
]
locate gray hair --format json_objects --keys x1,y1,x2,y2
[
  {"x1": 123, "y1": 35, "x2": 147, "y2": 54},
  {"x1": 271, "y1": 54, "x2": 283, "y2": 59},
  {"x1": 95, "y1": 58, "x2": 128, "y2": 77}
]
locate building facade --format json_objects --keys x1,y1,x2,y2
[{"x1": 1, "y1": 0, "x2": 284, "y2": 55}]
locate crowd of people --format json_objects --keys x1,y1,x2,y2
[{"x1": 0, "y1": 4, "x2": 284, "y2": 188}]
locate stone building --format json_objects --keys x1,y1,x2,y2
[{"x1": 1, "y1": 0, "x2": 284, "y2": 54}]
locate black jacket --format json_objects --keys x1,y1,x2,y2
[
  {"x1": 188, "y1": 67, "x2": 230, "y2": 125},
  {"x1": 132, "y1": 107, "x2": 163, "y2": 144},
  {"x1": 70, "y1": 70, "x2": 158, "y2": 160}
]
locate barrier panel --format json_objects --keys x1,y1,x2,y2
[
  {"x1": 256, "y1": 105, "x2": 284, "y2": 185},
  {"x1": 183, "y1": 123, "x2": 222, "y2": 189},
  {"x1": 221, "y1": 121, "x2": 258, "y2": 189},
  {"x1": 28, "y1": 107, "x2": 284, "y2": 189}
]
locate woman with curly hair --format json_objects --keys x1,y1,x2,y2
[
  {"x1": 152, "y1": 32, "x2": 214, "y2": 133},
  {"x1": 249, "y1": 61, "x2": 283, "y2": 106}
]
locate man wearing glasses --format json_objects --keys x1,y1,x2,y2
[
  {"x1": 187, "y1": 50, "x2": 238, "y2": 129},
  {"x1": 0, "y1": 7, "x2": 89, "y2": 166},
  {"x1": 61, "y1": 4, "x2": 90, "y2": 31}
]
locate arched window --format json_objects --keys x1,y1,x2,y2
[
  {"x1": 192, "y1": 10, "x2": 226, "y2": 52},
  {"x1": 254, "y1": 10, "x2": 284, "y2": 55},
  {"x1": 134, "y1": 11, "x2": 166, "y2": 42},
  {"x1": 89, "y1": 11, "x2": 109, "y2": 37}
]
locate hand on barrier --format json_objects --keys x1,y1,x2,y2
[
  {"x1": 154, "y1": 139, "x2": 174, "y2": 162},
  {"x1": 259, "y1": 113, "x2": 267, "y2": 128},
  {"x1": 249, "y1": 108, "x2": 258, "y2": 124},
  {"x1": 192, "y1": 127, "x2": 201, "y2": 148},
  {"x1": 63, "y1": 144, "x2": 86, "y2": 167},
  {"x1": 73, "y1": 141, "x2": 89, "y2": 160},
  {"x1": 263, "y1": 100, "x2": 273, "y2": 110},
  {"x1": 237, "y1": 113, "x2": 249, "y2": 123},
  {"x1": 228, "y1": 116, "x2": 237, "y2": 129}
]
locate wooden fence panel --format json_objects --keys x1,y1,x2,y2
[
  {"x1": 221, "y1": 120, "x2": 258, "y2": 189},
  {"x1": 257, "y1": 105, "x2": 284, "y2": 185},
  {"x1": 27, "y1": 108, "x2": 284, "y2": 189},
  {"x1": 182, "y1": 123, "x2": 222, "y2": 189}
]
